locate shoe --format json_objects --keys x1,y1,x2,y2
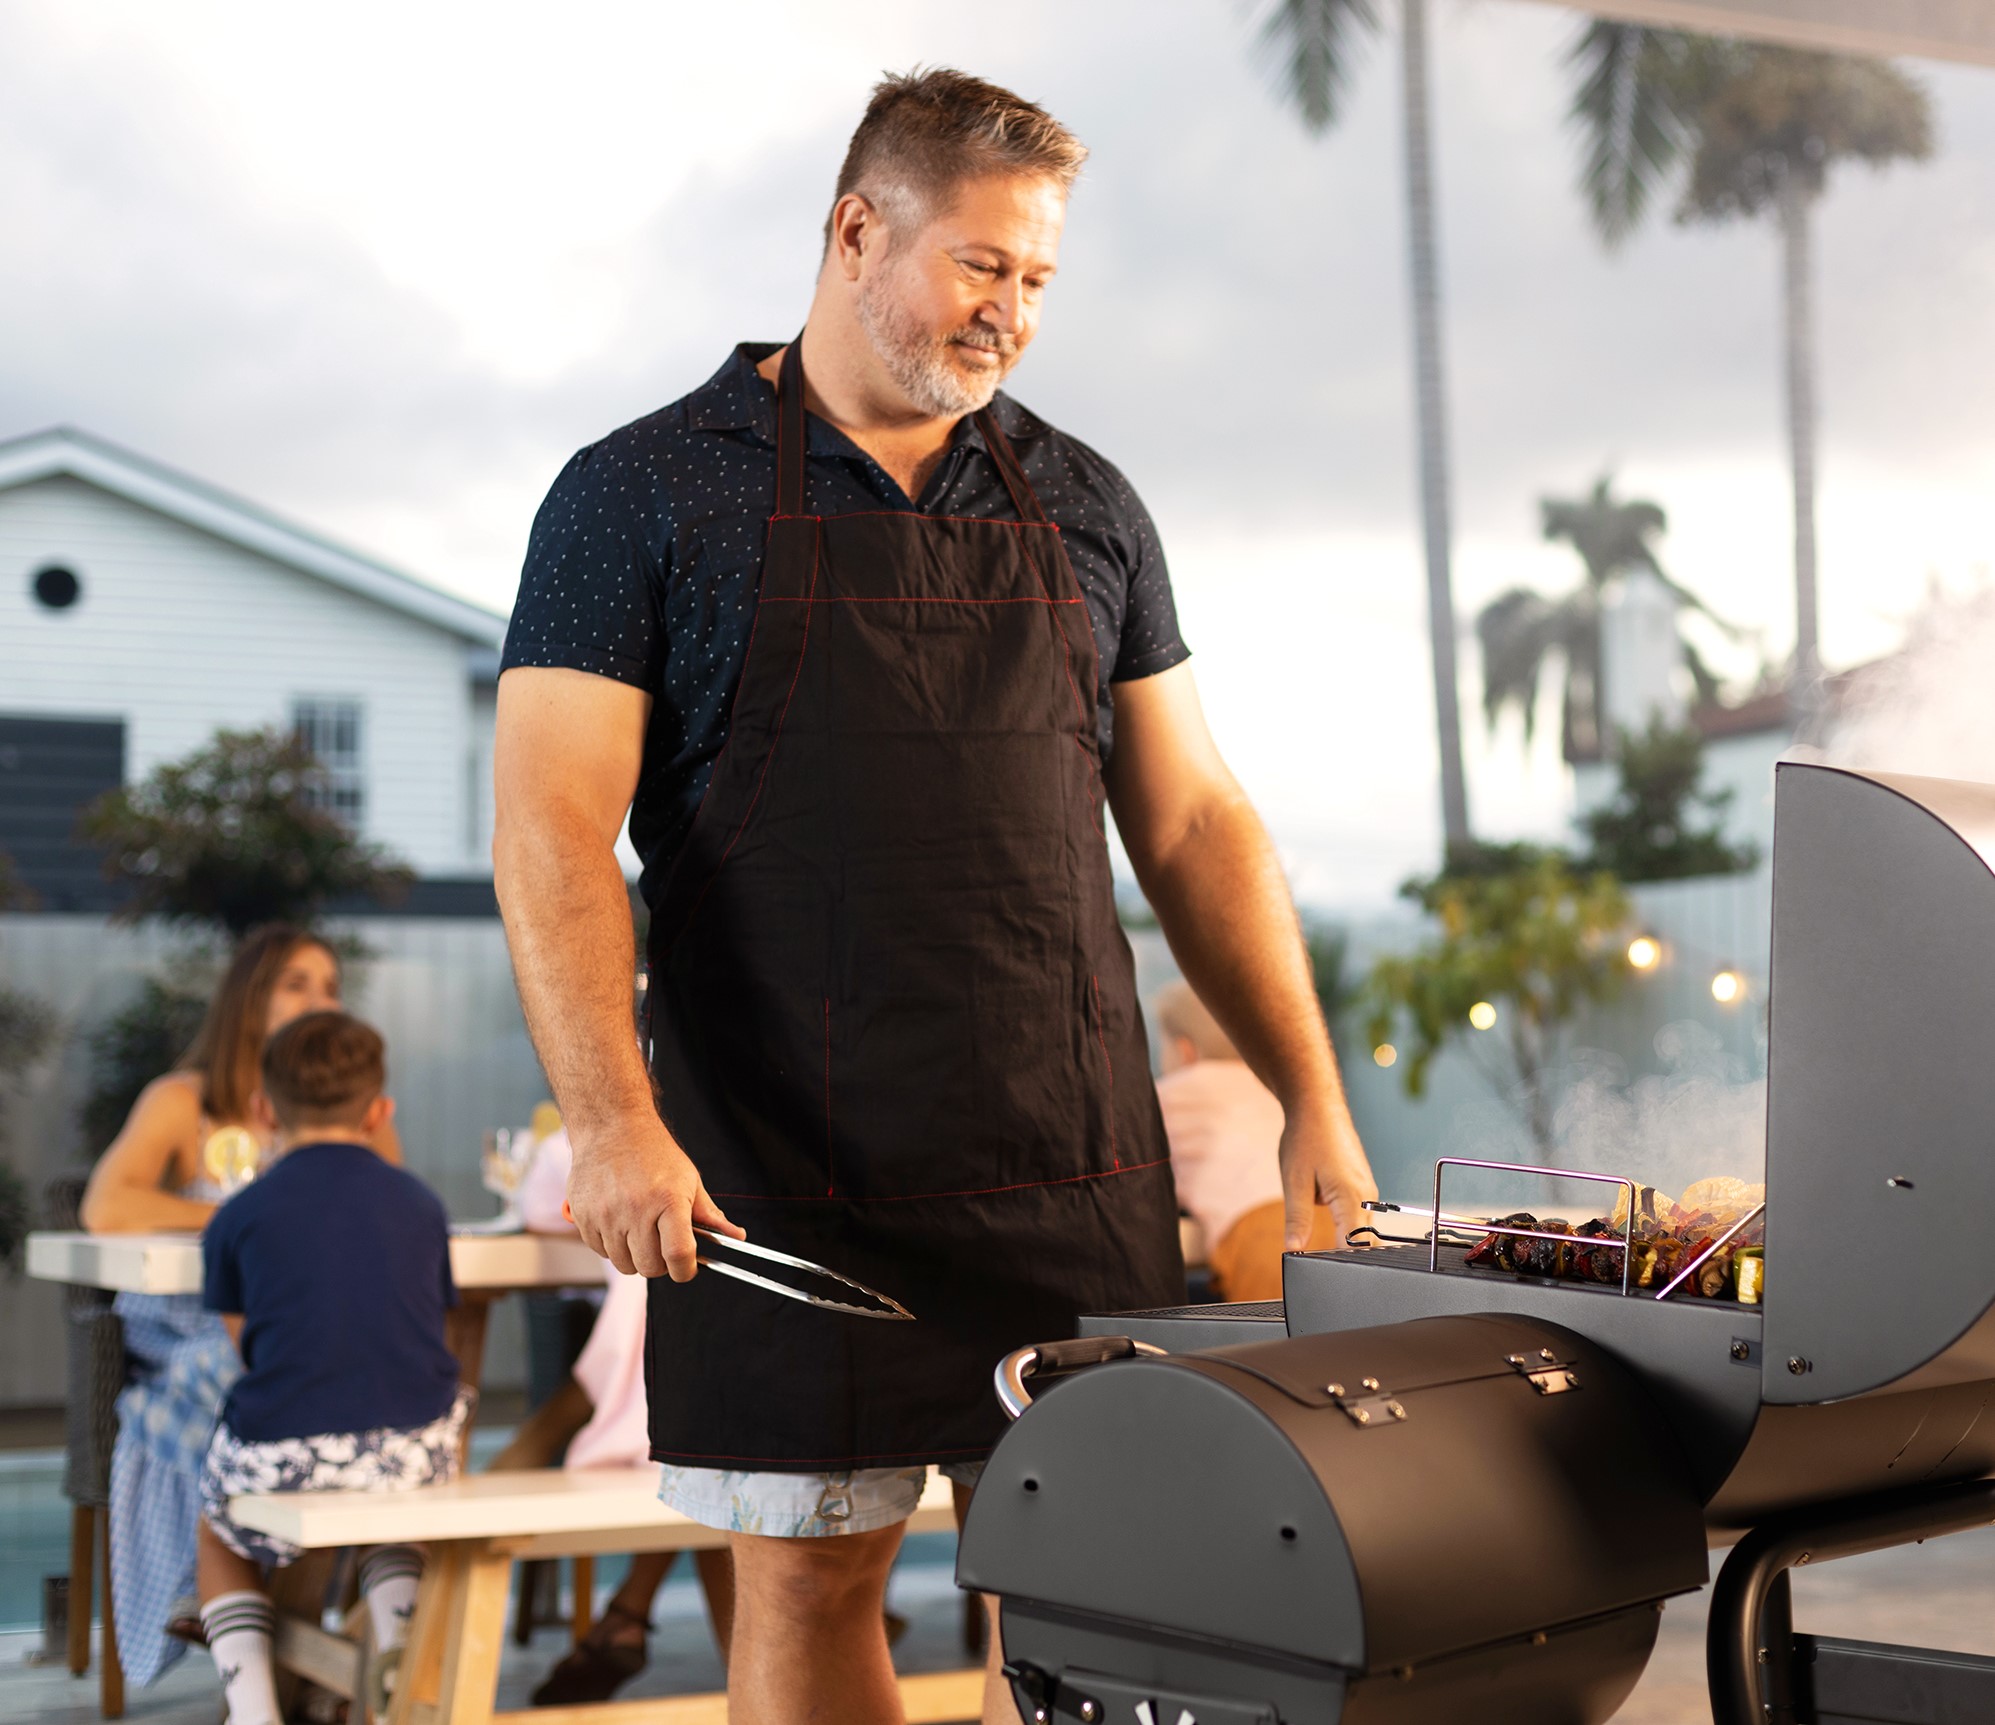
[{"x1": 530, "y1": 1604, "x2": 649, "y2": 1707}]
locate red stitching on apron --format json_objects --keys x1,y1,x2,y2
[
  {"x1": 771, "y1": 510, "x2": 1062, "y2": 531},
  {"x1": 1091, "y1": 972, "x2": 1120, "y2": 1170},
  {"x1": 709, "y1": 1155, "x2": 1169, "y2": 1204},
  {"x1": 652, "y1": 1444, "x2": 993, "y2": 1465},
  {"x1": 760, "y1": 595, "x2": 1081, "y2": 606},
  {"x1": 823, "y1": 996, "x2": 834, "y2": 1198}
]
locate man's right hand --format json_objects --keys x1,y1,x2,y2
[{"x1": 566, "y1": 1112, "x2": 744, "y2": 1280}]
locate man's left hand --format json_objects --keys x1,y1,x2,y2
[{"x1": 1278, "y1": 1097, "x2": 1379, "y2": 1253}]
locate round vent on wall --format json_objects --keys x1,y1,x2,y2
[{"x1": 31, "y1": 565, "x2": 83, "y2": 611}]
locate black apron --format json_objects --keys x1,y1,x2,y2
[{"x1": 642, "y1": 341, "x2": 1186, "y2": 1469}]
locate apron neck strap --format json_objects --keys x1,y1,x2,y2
[
  {"x1": 776, "y1": 335, "x2": 1054, "y2": 529},
  {"x1": 976, "y1": 406, "x2": 1052, "y2": 528},
  {"x1": 776, "y1": 337, "x2": 809, "y2": 516}
]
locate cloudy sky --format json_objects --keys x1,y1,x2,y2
[{"x1": 5, "y1": 1, "x2": 1991, "y2": 902}]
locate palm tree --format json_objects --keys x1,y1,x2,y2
[
  {"x1": 1253, "y1": 0, "x2": 1471, "y2": 857},
  {"x1": 1477, "y1": 474, "x2": 1730, "y2": 761},
  {"x1": 1564, "y1": 25, "x2": 1933, "y2": 728}
]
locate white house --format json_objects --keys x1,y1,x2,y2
[{"x1": 0, "y1": 427, "x2": 508, "y2": 909}]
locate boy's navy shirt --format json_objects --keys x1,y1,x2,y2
[{"x1": 203, "y1": 1140, "x2": 460, "y2": 1443}]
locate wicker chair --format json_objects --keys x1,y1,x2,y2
[{"x1": 47, "y1": 1173, "x2": 126, "y2": 1718}]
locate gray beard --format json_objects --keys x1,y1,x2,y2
[{"x1": 857, "y1": 274, "x2": 1012, "y2": 418}]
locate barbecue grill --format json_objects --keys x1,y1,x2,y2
[{"x1": 960, "y1": 762, "x2": 1995, "y2": 1725}]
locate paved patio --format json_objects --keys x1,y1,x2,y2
[{"x1": 7, "y1": 1520, "x2": 1995, "y2": 1722}]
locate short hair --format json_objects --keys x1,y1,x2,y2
[
  {"x1": 260, "y1": 1011, "x2": 385, "y2": 1129},
  {"x1": 1154, "y1": 982, "x2": 1239, "y2": 1062},
  {"x1": 827, "y1": 67, "x2": 1087, "y2": 246}
]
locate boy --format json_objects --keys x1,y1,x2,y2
[{"x1": 195, "y1": 1011, "x2": 468, "y2": 1725}]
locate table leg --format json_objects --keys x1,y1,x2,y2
[
  {"x1": 388, "y1": 1545, "x2": 461, "y2": 1725},
  {"x1": 435, "y1": 1541, "x2": 512, "y2": 1725},
  {"x1": 98, "y1": 1501, "x2": 124, "y2": 1718},
  {"x1": 571, "y1": 1555, "x2": 594, "y2": 1641},
  {"x1": 445, "y1": 1295, "x2": 494, "y2": 1467}
]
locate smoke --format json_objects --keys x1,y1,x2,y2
[
  {"x1": 1823, "y1": 586, "x2": 1995, "y2": 784},
  {"x1": 1548, "y1": 1021, "x2": 1766, "y2": 1207}
]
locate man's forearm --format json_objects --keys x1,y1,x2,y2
[
  {"x1": 495, "y1": 812, "x2": 657, "y2": 1137},
  {"x1": 1135, "y1": 794, "x2": 1346, "y2": 1111}
]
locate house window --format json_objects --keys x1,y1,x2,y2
[{"x1": 292, "y1": 698, "x2": 366, "y2": 829}]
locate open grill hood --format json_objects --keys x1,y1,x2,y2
[{"x1": 962, "y1": 764, "x2": 1995, "y2": 1724}]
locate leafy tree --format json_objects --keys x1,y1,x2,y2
[
  {"x1": 81, "y1": 726, "x2": 413, "y2": 934},
  {"x1": 1478, "y1": 473, "x2": 1738, "y2": 761},
  {"x1": 1364, "y1": 852, "x2": 1632, "y2": 1151},
  {"x1": 1578, "y1": 718, "x2": 1759, "y2": 882},
  {"x1": 79, "y1": 975, "x2": 211, "y2": 1162},
  {"x1": 1253, "y1": 0, "x2": 1471, "y2": 854},
  {"x1": 1304, "y1": 918, "x2": 1354, "y2": 1035},
  {"x1": 1565, "y1": 26, "x2": 1934, "y2": 717}
]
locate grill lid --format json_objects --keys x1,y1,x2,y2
[{"x1": 1765, "y1": 765, "x2": 1995, "y2": 1403}]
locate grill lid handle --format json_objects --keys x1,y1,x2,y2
[{"x1": 995, "y1": 1336, "x2": 1168, "y2": 1420}]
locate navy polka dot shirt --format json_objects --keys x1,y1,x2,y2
[{"x1": 501, "y1": 342, "x2": 1191, "y2": 903}]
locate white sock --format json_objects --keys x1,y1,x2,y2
[
  {"x1": 200, "y1": 1590, "x2": 279, "y2": 1725},
  {"x1": 359, "y1": 1544, "x2": 425, "y2": 1652}
]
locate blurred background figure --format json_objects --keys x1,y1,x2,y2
[
  {"x1": 1154, "y1": 981, "x2": 1342, "y2": 1302},
  {"x1": 77, "y1": 925, "x2": 401, "y2": 1687}
]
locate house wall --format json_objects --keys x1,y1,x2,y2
[{"x1": 0, "y1": 475, "x2": 487, "y2": 875}]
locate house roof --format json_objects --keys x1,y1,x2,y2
[
  {"x1": 1688, "y1": 659, "x2": 1887, "y2": 743},
  {"x1": 0, "y1": 426, "x2": 509, "y2": 648}
]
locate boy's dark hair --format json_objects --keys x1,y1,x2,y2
[{"x1": 260, "y1": 1011, "x2": 385, "y2": 1129}]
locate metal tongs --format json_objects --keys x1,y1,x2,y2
[
  {"x1": 694, "y1": 1226, "x2": 915, "y2": 1322},
  {"x1": 1350, "y1": 1198, "x2": 1492, "y2": 1247}
]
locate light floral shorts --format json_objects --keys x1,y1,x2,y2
[
  {"x1": 199, "y1": 1386, "x2": 475, "y2": 1568},
  {"x1": 658, "y1": 1458, "x2": 985, "y2": 1538}
]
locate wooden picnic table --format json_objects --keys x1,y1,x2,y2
[
  {"x1": 230, "y1": 1465, "x2": 983, "y2": 1725},
  {"x1": 25, "y1": 1228, "x2": 608, "y2": 1405}
]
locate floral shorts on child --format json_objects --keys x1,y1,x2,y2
[{"x1": 199, "y1": 1386, "x2": 475, "y2": 1568}]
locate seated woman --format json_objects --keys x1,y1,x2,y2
[{"x1": 80, "y1": 924, "x2": 401, "y2": 1687}]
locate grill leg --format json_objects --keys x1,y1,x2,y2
[{"x1": 1707, "y1": 1478, "x2": 1995, "y2": 1725}]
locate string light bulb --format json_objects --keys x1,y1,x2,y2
[
  {"x1": 1627, "y1": 935, "x2": 1661, "y2": 971},
  {"x1": 1468, "y1": 1001, "x2": 1497, "y2": 1031},
  {"x1": 1373, "y1": 1044, "x2": 1398, "y2": 1068},
  {"x1": 1711, "y1": 969, "x2": 1744, "y2": 1005}
]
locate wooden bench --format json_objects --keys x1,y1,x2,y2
[{"x1": 229, "y1": 1465, "x2": 982, "y2": 1725}]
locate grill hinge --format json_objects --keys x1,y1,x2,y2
[
  {"x1": 1507, "y1": 1350, "x2": 1581, "y2": 1395},
  {"x1": 1324, "y1": 1376, "x2": 1408, "y2": 1427}
]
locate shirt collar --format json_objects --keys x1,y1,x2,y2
[{"x1": 687, "y1": 342, "x2": 998, "y2": 461}]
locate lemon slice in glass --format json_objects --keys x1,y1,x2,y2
[{"x1": 202, "y1": 1126, "x2": 262, "y2": 1190}]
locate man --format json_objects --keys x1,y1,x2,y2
[{"x1": 494, "y1": 67, "x2": 1378, "y2": 1725}]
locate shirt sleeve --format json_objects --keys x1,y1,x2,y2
[
  {"x1": 202, "y1": 1206, "x2": 242, "y2": 1315},
  {"x1": 1113, "y1": 484, "x2": 1191, "y2": 683},
  {"x1": 501, "y1": 437, "x2": 667, "y2": 688}
]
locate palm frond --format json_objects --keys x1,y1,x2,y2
[
  {"x1": 1476, "y1": 587, "x2": 1562, "y2": 738},
  {"x1": 1564, "y1": 21, "x2": 1695, "y2": 247},
  {"x1": 1253, "y1": 0, "x2": 1382, "y2": 135}
]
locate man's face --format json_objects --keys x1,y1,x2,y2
[{"x1": 856, "y1": 172, "x2": 1065, "y2": 418}]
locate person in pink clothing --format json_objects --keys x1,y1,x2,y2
[{"x1": 1154, "y1": 982, "x2": 1345, "y2": 1301}]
